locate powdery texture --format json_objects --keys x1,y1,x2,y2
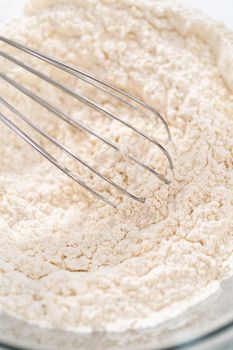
[{"x1": 0, "y1": 0, "x2": 233, "y2": 332}]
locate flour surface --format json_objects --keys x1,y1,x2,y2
[{"x1": 0, "y1": 0, "x2": 233, "y2": 333}]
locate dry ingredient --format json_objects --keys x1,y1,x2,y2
[{"x1": 0, "y1": 0, "x2": 233, "y2": 333}]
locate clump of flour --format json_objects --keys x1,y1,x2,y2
[{"x1": 0, "y1": 0, "x2": 233, "y2": 333}]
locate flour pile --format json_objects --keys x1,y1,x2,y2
[{"x1": 0, "y1": 0, "x2": 233, "y2": 333}]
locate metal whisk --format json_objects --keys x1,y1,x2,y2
[{"x1": 0, "y1": 36, "x2": 173, "y2": 208}]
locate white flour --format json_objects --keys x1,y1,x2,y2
[{"x1": 0, "y1": 0, "x2": 233, "y2": 333}]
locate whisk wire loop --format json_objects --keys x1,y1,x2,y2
[{"x1": 0, "y1": 36, "x2": 172, "y2": 207}]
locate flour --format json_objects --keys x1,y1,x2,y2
[{"x1": 0, "y1": 0, "x2": 233, "y2": 333}]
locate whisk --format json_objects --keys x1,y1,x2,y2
[{"x1": 0, "y1": 36, "x2": 173, "y2": 208}]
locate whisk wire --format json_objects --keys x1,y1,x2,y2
[
  {"x1": 0, "y1": 36, "x2": 171, "y2": 140},
  {"x1": 0, "y1": 96, "x2": 146, "y2": 204},
  {"x1": 0, "y1": 50, "x2": 173, "y2": 169},
  {"x1": 0, "y1": 72, "x2": 171, "y2": 185}
]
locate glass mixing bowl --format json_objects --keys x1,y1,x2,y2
[
  {"x1": 0, "y1": 1, "x2": 233, "y2": 350},
  {"x1": 0, "y1": 276, "x2": 233, "y2": 350}
]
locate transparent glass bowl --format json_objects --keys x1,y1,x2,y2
[
  {"x1": 1, "y1": 2, "x2": 233, "y2": 350},
  {"x1": 0, "y1": 275, "x2": 233, "y2": 350}
]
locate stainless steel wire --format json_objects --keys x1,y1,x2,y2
[{"x1": 0, "y1": 36, "x2": 173, "y2": 208}]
